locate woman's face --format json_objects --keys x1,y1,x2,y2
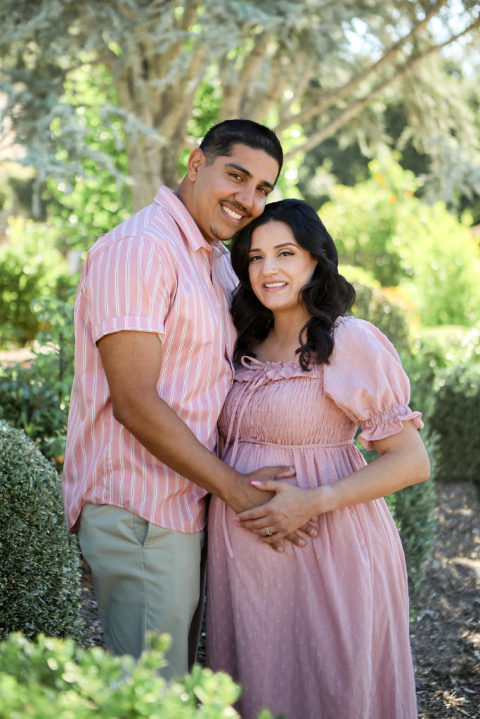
[{"x1": 247, "y1": 220, "x2": 317, "y2": 316}]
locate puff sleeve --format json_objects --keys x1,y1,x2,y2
[{"x1": 324, "y1": 317, "x2": 423, "y2": 450}]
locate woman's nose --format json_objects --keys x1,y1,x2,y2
[{"x1": 261, "y1": 256, "x2": 278, "y2": 274}]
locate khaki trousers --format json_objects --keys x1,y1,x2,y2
[{"x1": 78, "y1": 503, "x2": 205, "y2": 679}]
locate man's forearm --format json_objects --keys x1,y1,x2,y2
[
  {"x1": 112, "y1": 386, "x2": 267, "y2": 512},
  {"x1": 96, "y1": 329, "x2": 290, "y2": 518}
]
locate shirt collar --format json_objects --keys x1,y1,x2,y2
[{"x1": 154, "y1": 186, "x2": 229, "y2": 258}]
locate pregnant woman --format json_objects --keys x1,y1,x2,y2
[{"x1": 206, "y1": 198, "x2": 430, "y2": 719}]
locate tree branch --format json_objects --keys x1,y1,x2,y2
[
  {"x1": 284, "y1": 13, "x2": 480, "y2": 159},
  {"x1": 277, "y1": 0, "x2": 451, "y2": 132}
]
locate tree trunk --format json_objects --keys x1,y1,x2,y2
[{"x1": 125, "y1": 132, "x2": 182, "y2": 212}]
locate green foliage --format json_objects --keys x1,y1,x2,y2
[
  {"x1": 46, "y1": 62, "x2": 131, "y2": 253},
  {"x1": 0, "y1": 297, "x2": 74, "y2": 465},
  {"x1": 0, "y1": 422, "x2": 83, "y2": 642},
  {"x1": 399, "y1": 203, "x2": 480, "y2": 327},
  {"x1": 319, "y1": 153, "x2": 419, "y2": 286},
  {"x1": 345, "y1": 265, "x2": 412, "y2": 359},
  {"x1": 1, "y1": 0, "x2": 479, "y2": 207},
  {"x1": 404, "y1": 325, "x2": 477, "y2": 418},
  {"x1": 0, "y1": 632, "x2": 262, "y2": 719},
  {"x1": 389, "y1": 436, "x2": 437, "y2": 600},
  {"x1": 0, "y1": 217, "x2": 74, "y2": 346},
  {"x1": 427, "y1": 349, "x2": 480, "y2": 488},
  {"x1": 298, "y1": 59, "x2": 480, "y2": 220},
  {"x1": 321, "y1": 153, "x2": 480, "y2": 328}
]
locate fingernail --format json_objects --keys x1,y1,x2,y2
[
  {"x1": 231, "y1": 516, "x2": 239, "y2": 523},
  {"x1": 250, "y1": 481, "x2": 261, "y2": 487},
  {"x1": 298, "y1": 540, "x2": 306, "y2": 547}
]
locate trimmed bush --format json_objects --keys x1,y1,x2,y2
[
  {"x1": 0, "y1": 632, "x2": 260, "y2": 719},
  {"x1": 404, "y1": 327, "x2": 480, "y2": 489},
  {"x1": 0, "y1": 421, "x2": 83, "y2": 641},
  {"x1": 428, "y1": 361, "x2": 480, "y2": 487},
  {"x1": 405, "y1": 325, "x2": 479, "y2": 416}
]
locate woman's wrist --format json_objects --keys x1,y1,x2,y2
[{"x1": 312, "y1": 483, "x2": 338, "y2": 516}]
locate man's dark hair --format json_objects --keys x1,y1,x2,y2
[{"x1": 199, "y1": 119, "x2": 283, "y2": 179}]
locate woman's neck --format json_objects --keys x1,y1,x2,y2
[{"x1": 255, "y1": 311, "x2": 311, "y2": 363}]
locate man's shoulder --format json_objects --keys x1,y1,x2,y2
[{"x1": 88, "y1": 202, "x2": 184, "y2": 261}]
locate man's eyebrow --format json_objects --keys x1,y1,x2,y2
[{"x1": 225, "y1": 162, "x2": 274, "y2": 191}]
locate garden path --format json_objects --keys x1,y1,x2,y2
[{"x1": 411, "y1": 481, "x2": 480, "y2": 718}]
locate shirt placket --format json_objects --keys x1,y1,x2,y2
[{"x1": 209, "y1": 247, "x2": 235, "y2": 373}]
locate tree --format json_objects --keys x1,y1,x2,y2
[
  {"x1": 1, "y1": 0, "x2": 479, "y2": 210},
  {"x1": 298, "y1": 55, "x2": 480, "y2": 216}
]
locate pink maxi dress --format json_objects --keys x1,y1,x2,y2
[{"x1": 206, "y1": 317, "x2": 423, "y2": 719}]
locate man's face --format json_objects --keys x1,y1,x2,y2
[{"x1": 186, "y1": 143, "x2": 280, "y2": 243}]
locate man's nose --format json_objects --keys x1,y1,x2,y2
[{"x1": 235, "y1": 183, "x2": 256, "y2": 210}]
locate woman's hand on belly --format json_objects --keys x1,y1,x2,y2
[
  {"x1": 229, "y1": 468, "x2": 318, "y2": 550},
  {"x1": 234, "y1": 479, "x2": 319, "y2": 544}
]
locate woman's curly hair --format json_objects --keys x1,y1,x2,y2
[{"x1": 230, "y1": 198, "x2": 356, "y2": 370}]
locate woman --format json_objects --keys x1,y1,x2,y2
[{"x1": 206, "y1": 199, "x2": 430, "y2": 719}]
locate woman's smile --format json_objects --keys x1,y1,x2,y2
[{"x1": 248, "y1": 220, "x2": 317, "y2": 316}]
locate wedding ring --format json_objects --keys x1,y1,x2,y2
[{"x1": 265, "y1": 527, "x2": 272, "y2": 537}]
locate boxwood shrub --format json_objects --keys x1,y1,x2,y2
[
  {"x1": 0, "y1": 632, "x2": 256, "y2": 719},
  {"x1": 428, "y1": 361, "x2": 480, "y2": 487},
  {"x1": 0, "y1": 421, "x2": 83, "y2": 641},
  {"x1": 405, "y1": 327, "x2": 480, "y2": 489}
]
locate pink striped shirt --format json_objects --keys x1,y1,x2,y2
[{"x1": 62, "y1": 186, "x2": 238, "y2": 533}]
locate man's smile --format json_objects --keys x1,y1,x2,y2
[{"x1": 221, "y1": 202, "x2": 249, "y2": 222}]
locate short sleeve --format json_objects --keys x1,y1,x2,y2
[
  {"x1": 324, "y1": 317, "x2": 423, "y2": 449},
  {"x1": 83, "y1": 235, "x2": 175, "y2": 343}
]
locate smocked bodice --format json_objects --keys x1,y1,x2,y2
[{"x1": 219, "y1": 358, "x2": 356, "y2": 449}]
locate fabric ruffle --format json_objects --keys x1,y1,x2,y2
[
  {"x1": 358, "y1": 406, "x2": 424, "y2": 450},
  {"x1": 235, "y1": 355, "x2": 320, "y2": 383}
]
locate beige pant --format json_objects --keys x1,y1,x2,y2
[{"x1": 79, "y1": 503, "x2": 205, "y2": 679}]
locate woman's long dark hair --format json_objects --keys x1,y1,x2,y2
[{"x1": 230, "y1": 198, "x2": 356, "y2": 370}]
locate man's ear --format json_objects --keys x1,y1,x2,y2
[{"x1": 186, "y1": 148, "x2": 207, "y2": 182}]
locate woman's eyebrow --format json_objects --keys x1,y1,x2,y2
[{"x1": 248, "y1": 242, "x2": 298, "y2": 253}]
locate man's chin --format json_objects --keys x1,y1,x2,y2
[{"x1": 208, "y1": 223, "x2": 241, "y2": 243}]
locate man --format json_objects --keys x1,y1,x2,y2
[{"x1": 63, "y1": 119, "x2": 314, "y2": 678}]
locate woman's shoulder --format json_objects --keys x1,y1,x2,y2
[
  {"x1": 334, "y1": 314, "x2": 376, "y2": 331},
  {"x1": 332, "y1": 315, "x2": 400, "y2": 361}
]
